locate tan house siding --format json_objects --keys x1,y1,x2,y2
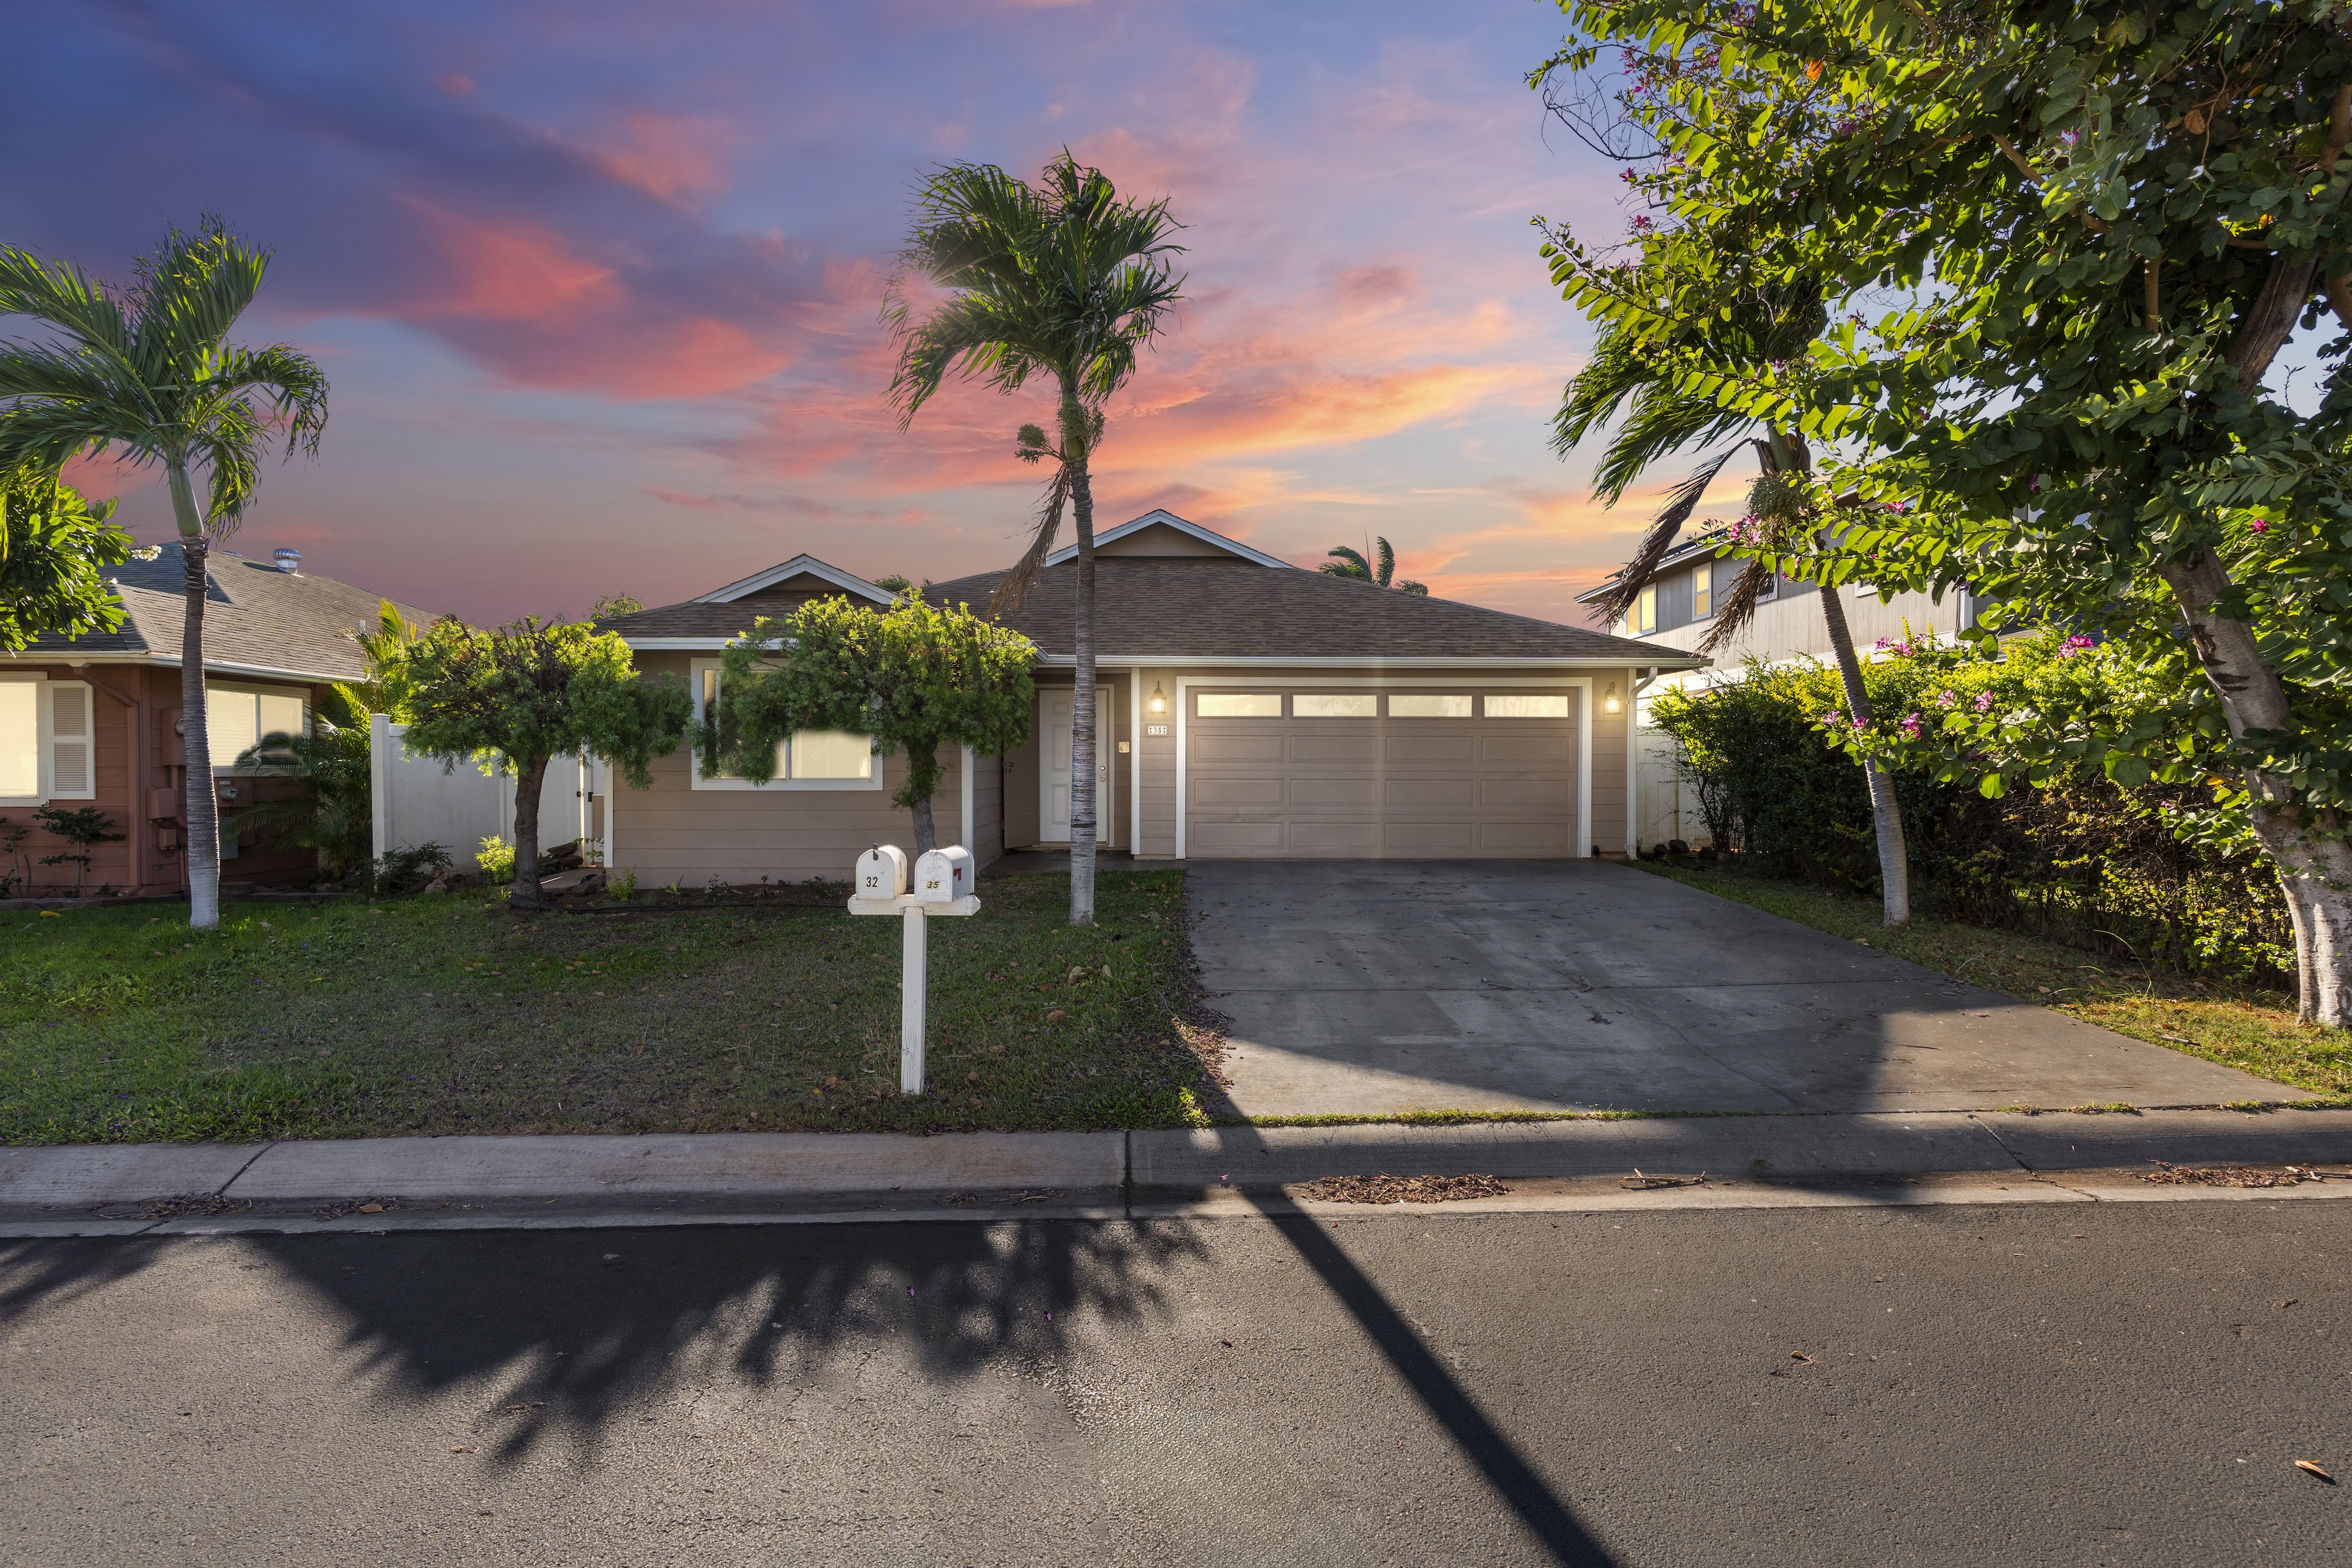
[
  {"x1": 1003, "y1": 719, "x2": 1040, "y2": 849},
  {"x1": 1136, "y1": 664, "x2": 1179, "y2": 858},
  {"x1": 611, "y1": 650, "x2": 964, "y2": 887},
  {"x1": 970, "y1": 751, "x2": 1004, "y2": 868},
  {"x1": 1589, "y1": 665, "x2": 1635, "y2": 858}
]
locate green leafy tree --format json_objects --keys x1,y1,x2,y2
[
  {"x1": 1534, "y1": 221, "x2": 1913, "y2": 919},
  {"x1": 1318, "y1": 538, "x2": 1428, "y2": 594},
  {"x1": 885, "y1": 152, "x2": 1184, "y2": 924},
  {"x1": 0, "y1": 222, "x2": 327, "y2": 930},
  {"x1": 0, "y1": 470, "x2": 131, "y2": 651},
  {"x1": 1537, "y1": 0, "x2": 2352, "y2": 1024},
  {"x1": 699, "y1": 591, "x2": 1036, "y2": 853},
  {"x1": 383, "y1": 617, "x2": 691, "y2": 910}
]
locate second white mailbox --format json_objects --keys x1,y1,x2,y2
[{"x1": 913, "y1": 845, "x2": 973, "y2": 903}]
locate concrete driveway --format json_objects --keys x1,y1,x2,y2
[{"x1": 1188, "y1": 860, "x2": 2304, "y2": 1117}]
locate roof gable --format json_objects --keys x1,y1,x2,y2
[
  {"x1": 694, "y1": 554, "x2": 894, "y2": 605},
  {"x1": 1040, "y1": 510, "x2": 1292, "y2": 570}
]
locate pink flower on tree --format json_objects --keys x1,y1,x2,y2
[
  {"x1": 1900, "y1": 713, "x2": 1924, "y2": 738},
  {"x1": 2059, "y1": 635, "x2": 2095, "y2": 658},
  {"x1": 2248, "y1": 519, "x2": 2271, "y2": 534},
  {"x1": 1974, "y1": 692, "x2": 1994, "y2": 712},
  {"x1": 1935, "y1": 691, "x2": 1958, "y2": 709}
]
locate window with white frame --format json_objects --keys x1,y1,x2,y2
[
  {"x1": 1633, "y1": 583, "x2": 1658, "y2": 634},
  {"x1": 1484, "y1": 693, "x2": 1571, "y2": 719},
  {"x1": 0, "y1": 676, "x2": 94, "y2": 804},
  {"x1": 1691, "y1": 562, "x2": 1712, "y2": 618},
  {"x1": 691, "y1": 660, "x2": 879, "y2": 789},
  {"x1": 208, "y1": 681, "x2": 308, "y2": 771}
]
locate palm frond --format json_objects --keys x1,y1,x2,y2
[
  {"x1": 1698, "y1": 558, "x2": 1780, "y2": 654},
  {"x1": 208, "y1": 343, "x2": 331, "y2": 457},
  {"x1": 127, "y1": 223, "x2": 267, "y2": 387},
  {"x1": 1373, "y1": 537, "x2": 1397, "y2": 588},
  {"x1": 0, "y1": 249, "x2": 141, "y2": 373},
  {"x1": 988, "y1": 460, "x2": 1071, "y2": 617},
  {"x1": 1321, "y1": 546, "x2": 1372, "y2": 581},
  {"x1": 1593, "y1": 445, "x2": 1745, "y2": 625}
]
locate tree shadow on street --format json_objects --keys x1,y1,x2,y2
[{"x1": 0, "y1": 1218, "x2": 1209, "y2": 1464}]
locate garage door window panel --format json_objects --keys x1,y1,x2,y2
[
  {"x1": 1388, "y1": 694, "x2": 1471, "y2": 718},
  {"x1": 1197, "y1": 693, "x2": 1282, "y2": 717},
  {"x1": 1484, "y1": 693, "x2": 1571, "y2": 719},
  {"x1": 1294, "y1": 694, "x2": 1375, "y2": 718}
]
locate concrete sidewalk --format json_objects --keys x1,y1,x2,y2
[{"x1": 7, "y1": 1108, "x2": 2352, "y2": 1235}]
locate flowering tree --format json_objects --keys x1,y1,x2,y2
[{"x1": 1537, "y1": 0, "x2": 2352, "y2": 1024}]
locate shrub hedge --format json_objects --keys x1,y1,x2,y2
[{"x1": 1651, "y1": 650, "x2": 2295, "y2": 986}]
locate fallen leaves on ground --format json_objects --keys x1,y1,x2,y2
[
  {"x1": 1295, "y1": 1173, "x2": 1510, "y2": 1205},
  {"x1": 2142, "y1": 1162, "x2": 2352, "y2": 1188}
]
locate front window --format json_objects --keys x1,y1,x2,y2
[
  {"x1": 0, "y1": 679, "x2": 39, "y2": 800},
  {"x1": 692, "y1": 661, "x2": 879, "y2": 789},
  {"x1": 1633, "y1": 584, "x2": 1658, "y2": 634},
  {"x1": 209, "y1": 682, "x2": 308, "y2": 771},
  {"x1": 1692, "y1": 563, "x2": 1712, "y2": 618}
]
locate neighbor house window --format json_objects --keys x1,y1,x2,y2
[
  {"x1": 1484, "y1": 694, "x2": 1571, "y2": 719},
  {"x1": 691, "y1": 661, "x2": 878, "y2": 790},
  {"x1": 1691, "y1": 563, "x2": 1712, "y2": 618},
  {"x1": 1293, "y1": 694, "x2": 1375, "y2": 718},
  {"x1": 1633, "y1": 584, "x2": 1657, "y2": 634},
  {"x1": 0, "y1": 678, "x2": 41, "y2": 802},
  {"x1": 1196, "y1": 693, "x2": 1282, "y2": 717},
  {"x1": 208, "y1": 682, "x2": 308, "y2": 771},
  {"x1": 0, "y1": 677, "x2": 93, "y2": 804},
  {"x1": 1388, "y1": 694, "x2": 1471, "y2": 718}
]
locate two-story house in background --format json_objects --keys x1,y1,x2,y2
[{"x1": 1573, "y1": 526, "x2": 1980, "y2": 851}]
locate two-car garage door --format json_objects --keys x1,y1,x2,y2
[{"x1": 1184, "y1": 687, "x2": 1582, "y2": 858}]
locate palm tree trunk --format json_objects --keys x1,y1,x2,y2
[
  {"x1": 168, "y1": 462, "x2": 221, "y2": 931},
  {"x1": 1064, "y1": 397, "x2": 1099, "y2": 927},
  {"x1": 509, "y1": 753, "x2": 549, "y2": 909},
  {"x1": 1817, "y1": 583, "x2": 1911, "y2": 926}
]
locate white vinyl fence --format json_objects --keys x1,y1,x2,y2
[{"x1": 370, "y1": 714, "x2": 604, "y2": 871}]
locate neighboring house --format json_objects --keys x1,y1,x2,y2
[
  {"x1": 0, "y1": 544, "x2": 434, "y2": 896},
  {"x1": 1572, "y1": 525, "x2": 1980, "y2": 849},
  {"x1": 598, "y1": 509, "x2": 1696, "y2": 883}
]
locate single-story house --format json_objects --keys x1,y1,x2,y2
[
  {"x1": 599, "y1": 510, "x2": 1702, "y2": 883},
  {"x1": 0, "y1": 543, "x2": 433, "y2": 896}
]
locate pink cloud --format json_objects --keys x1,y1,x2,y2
[{"x1": 589, "y1": 110, "x2": 732, "y2": 207}]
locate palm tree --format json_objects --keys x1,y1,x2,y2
[
  {"x1": 1320, "y1": 538, "x2": 1427, "y2": 594},
  {"x1": 886, "y1": 152, "x2": 1184, "y2": 926},
  {"x1": 1561, "y1": 284, "x2": 1912, "y2": 926},
  {"x1": 0, "y1": 222, "x2": 328, "y2": 929}
]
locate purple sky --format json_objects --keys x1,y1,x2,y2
[{"x1": 5, "y1": 0, "x2": 1674, "y2": 627}]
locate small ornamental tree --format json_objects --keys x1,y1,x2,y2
[
  {"x1": 700, "y1": 591, "x2": 1035, "y2": 854},
  {"x1": 384, "y1": 617, "x2": 691, "y2": 909}
]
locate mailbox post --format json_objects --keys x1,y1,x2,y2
[{"x1": 847, "y1": 844, "x2": 980, "y2": 1095}]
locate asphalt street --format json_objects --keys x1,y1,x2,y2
[{"x1": 3, "y1": 1200, "x2": 2347, "y2": 1567}]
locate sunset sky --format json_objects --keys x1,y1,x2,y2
[{"x1": 3, "y1": 0, "x2": 1684, "y2": 628}]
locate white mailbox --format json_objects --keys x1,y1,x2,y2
[
  {"x1": 853, "y1": 843, "x2": 907, "y2": 900},
  {"x1": 913, "y1": 845, "x2": 973, "y2": 904},
  {"x1": 843, "y1": 841, "x2": 981, "y2": 1097}
]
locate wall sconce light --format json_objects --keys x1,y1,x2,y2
[
  {"x1": 1149, "y1": 682, "x2": 1167, "y2": 715},
  {"x1": 1603, "y1": 682, "x2": 1622, "y2": 715}
]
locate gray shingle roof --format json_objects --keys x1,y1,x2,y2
[
  {"x1": 923, "y1": 557, "x2": 1691, "y2": 662},
  {"x1": 12, "y1": 544, "x2": 438, "y2": 683}
]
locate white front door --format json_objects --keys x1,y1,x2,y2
[{"x1": 1041, "y1": 687, "x2": 1113, "y2": 844}]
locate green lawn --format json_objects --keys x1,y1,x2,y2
[
  {"x1": 1635, "y1": 860, "x2": 2351, "y2": 1104},
  {"x1": 0, "y1": 871, "x2": 1218, "y2": 1145}
]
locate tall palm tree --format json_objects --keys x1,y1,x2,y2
[
  {"x1": 0, "y1": 223, "x2": 328, "y2": 930},
  {"x1": 1320, "y1": 538, "x2": 1427, "y2": 594},
  {"x1": 886, "y1": 152, "x2": 1184, "y2": 926},
  {"x1": 1562, "y1": 285, "x2": 1912, "y2": 926}
]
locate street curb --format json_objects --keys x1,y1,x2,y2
[{"x1": 7, "y1": 1109, "x2": 2352, "y2": 1237}]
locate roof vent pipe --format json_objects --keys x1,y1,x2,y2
[{"x1": 273, "y1": 548, "x2": 301, "y2": 574}]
